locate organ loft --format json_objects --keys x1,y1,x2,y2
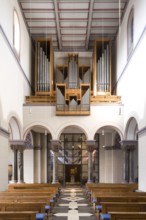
[{"x1": 26, "y1": 38, "x2": 121, "y2": 115}]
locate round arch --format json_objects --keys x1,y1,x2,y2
[
  {"x1": 8, "y1": 116, "x2": 21, "y2": 140},
  {"x1": 56, "y1": 122, "x2": 89, "y2": 140},
  {"x1": 91, "y1": 122, "x2": 124, "y2": 140},
  {"x1": 23, "y1": 122, "x2": 54, "y2": 140},
  {"x1": 125, "y1": 117, "x2": 138, "y2": 140}
]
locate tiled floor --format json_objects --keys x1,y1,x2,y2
[{"x1": 49, "y1": 186, "x2": 98, "y2": 220}]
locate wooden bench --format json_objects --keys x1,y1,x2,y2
[
  {"x1": 8, "y1": 183, "x2": 60, "y2": 190},
  {"x1": 0, "y1": 202, "x2": 47, "y2": 213},
  {"x1": 109, "y1": 212, "x2": 146, "y2": 220},
  {"x1": 101, "y1": 201, "x2": 146, "y2": 214},
  {"x1": 0, "y1": 211, "x2": 37, "y2": 220}
]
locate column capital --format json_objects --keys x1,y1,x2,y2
[
  {"x1": 10, "y1": 140, "x2": 26, "y2": 151},
  {"x1": 51, "y1": 139, "x2": 61, "y2": 152},
  {"x1": 120, "y1": 140, "x2": 138, "y2": 151},
  {"x1": 86, "y1": 140, "x2": 95, "y2": 152},
  {"x1": 34, "y1": 145, "x2": 41, "y2": 150}
]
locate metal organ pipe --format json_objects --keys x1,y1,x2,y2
[
  {"x1": 97, "y1": 43, "x2": 110, "y2": 93},
  {"x1": 37, "y1": 42, "x2": 50, "y2": 92}
]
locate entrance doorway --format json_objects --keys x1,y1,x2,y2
[{"x1": 65, "y1": 164, "x2": 81, "y2": 183}]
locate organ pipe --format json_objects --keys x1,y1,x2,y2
[
  {"x1": 96, "y1": 43, "x2": 110, "y2": 93},
  {"x1": 36, "y1": 42, "x2": 50, "y2": 92},
  {"x1": 68, "y1": 54, "x2": 78, "y2": 89}
]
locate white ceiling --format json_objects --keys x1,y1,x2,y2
[{"x1": 18, "y1": 0, "x2": 129, "y2": 51}]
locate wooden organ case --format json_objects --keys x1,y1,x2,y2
[
  {"x1": 91, "y1": 38, "x2": 121, "y2": 103},
  {"x1": 56, "y1": 53, "x2": 90, "y2": 115},
  {"x1": 35, "y1": 38, "x2": 53, "y2": 95},
  {"x1": 25, "y1": 38, "x2": 120, "y2": 111}
]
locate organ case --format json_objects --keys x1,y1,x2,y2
[
  {"x1": 34, "y1": 38, "x2": 53, "y2": 96},
  {"x1": 93, "y1": 38, "x2": 111, "y2": 96}
]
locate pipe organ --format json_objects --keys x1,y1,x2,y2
[
  {"x1": 56, "y1": 53, "x2": 90, "y2": 115},
  {"x1": 68, "y1": 54, "x2": 78, "y2": 89},
  {"x1": 26, "y1": 38, "x2": 121, "y2": 111},
  {"x1": 35, "y1": 38, "x2": 53, "y2": 95},
  {"x1": 93, "y1": 39, "x2": 111, "y2": 96}
]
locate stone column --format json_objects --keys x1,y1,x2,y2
[
  {"x1": 120, "y1": 140, "x2": 137, "y2": 183},
  {"x1": 33, "y1": 133, "x2": 41, "y2": 183},
  {"x1": 17, "y1": 145, "x2": 26, "y2": 183},
  {"x1": 47, "y1": 138, "x2": 52, "y2": 183},
  {"x1": 86, "y1": 140, "x2": 95, "y2": 183},
  {"x1": 51, "y1": 140, "x2": 61, "y2": 184},
  {"x1": 10, "y1": 145, "x2": 18, "y2": 183},
  {"x1": 10, "y1": 140, "x2": 26, "y2": 184},
  {"x1": 41, "y1": 133, "x2": 47, "y2": 183},
  {"x1": 94, "y1": 142, "x2": 99, "y2": 183}
]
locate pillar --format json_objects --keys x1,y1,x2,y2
[
  {"x1": 10, "y1": 140, "x2": 26, "y2": 184},
  {"x1": 10, "y1": 145, "x2": 18, "y2": 183},
  {"x1": 41, "y1": 133, "x2": 47, "y2": 183},
  {"x1": 120, "y1": 140, "x2": 137, "y2": 183},
  {"x1": 86, "y1": 140, "x2": 95, "y2": 183},
  {"x1": 17, "y1": 145, "x2": 25, "y2": 183},
  {"x1": 33, "y1": 133, "x2": 41, "y2": 183},
  {"x1": 51, "y1": 140, "x2": 61, "y2": 184},
  {"x1": 47, "y1": 135, "x2": 52, "y2": 183}
]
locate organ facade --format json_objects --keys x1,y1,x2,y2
[{"x1": 26, "y1": 38, "x2": 120, "y2": 115}]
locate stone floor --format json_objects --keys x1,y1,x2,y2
[{"x1": 49, "y1": 186, "x2": 98, "y2": 220}]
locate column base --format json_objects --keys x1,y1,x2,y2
[
  {"x1": 87, "y1": 180, "x2": 93, "y2": 183},
  {"x1": 52, "y1": 181, "x2": 59, "y2": 184},
  {"x1": 9, "y1": 180, "x2": 17, "y2": 184},
  {"x1": 17, "y1": 181, "x2": 25, "y2": 184}
]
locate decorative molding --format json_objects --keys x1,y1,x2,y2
[
  {"x1": 86, "y1": 140, "x2": 95, "y2": 152},
  {"x1": 51, "y1": 139, "x2": 61, "y2": 152},
  {"x1": 0, "y1": 126, "x2": 9, "y2": 138},
  {"x1": 34, "y1": 145, "x2": 41, "y2": 150},
  {"x1": 0, "y1": 25, "x2": 34, "y2": 93},
  {"x1": 103, "y1": 145, "x2": 121, "y2": 150},
  {"x1": 137, "y1": 126, "x2": 146, "y2": 136},
  {"x1": 120, "y1": 140, "x2": 138, "y2": 150},
  {"x1": 10, "y1": 140, "x2": 27, "y2": 150}
]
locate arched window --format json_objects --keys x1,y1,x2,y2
[
  {"x1": 13, "y1": 10, "x2": 20, "y2": 57},
  {"x1": 127, "y1": 8, "x2": 134, "y2": 57}
]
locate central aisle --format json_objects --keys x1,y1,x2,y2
[{"x1": 50, "y1": 186, "x2": 98, "y2": 220}]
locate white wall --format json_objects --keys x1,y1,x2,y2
[
  {"x1": 23, "y1": 104, "x2": 124, "y2": 140},
  {"x1": 24, "y1": 149, "x2": 34, "y2": 183},
  {"x1": 115, "y1": 0, "x2": 146, "y2": 190},
  {"x1": 0, "y1": 0, "x2": 32, "y2": 190},
  {"x1": 0, "y1": 135, "x2": 9, "y2": 190}
]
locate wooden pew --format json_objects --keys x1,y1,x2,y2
[
  {"x1": 0, "y1": 202, "x2": 46, "y2": 213},
  {"x1": 0, "y1": 211, "x2": 37, "y2": 220},
  {"x1": 95, "y1": 194, "x2": 146, "y2": 204},
  {"x1": 101, "y1": 202, "x2": 146, "y2": 214},
  {"x1": 8, "y1": 183, "x2": 60, "y2": 190},
  {"x1": 109, "y1": 212, "x2": 146, "y2": 220},
  {"x1": 86, "y1": 183, "x2": 138, "y2": 192}
]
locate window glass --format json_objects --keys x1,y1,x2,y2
[
  {"x1": 127, "y1": 8, "x2": 134, "y2": 57},
  {"x1": 13, "y1": 10, "x2": 20, "y2": 56}
]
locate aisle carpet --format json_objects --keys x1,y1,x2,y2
[{"x1": 49, "y1": 186, "x2": 98, "y2": 220}]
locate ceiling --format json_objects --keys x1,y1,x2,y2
[{"x1": 18, "y1": 0, "x2": 129, "y2": 51}]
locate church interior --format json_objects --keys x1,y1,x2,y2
[{"x1": 0, "y1": 1, "x2": 146, "y2": 218}]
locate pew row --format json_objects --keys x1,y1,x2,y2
[
  {"x1": 0, "y1": 211, "x2": 37, "y2": 220},
  {"x1": 100, "y1": 212, "x2": 146, "y2": 220}
]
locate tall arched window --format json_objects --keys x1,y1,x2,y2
[
  {"x1": 13, "y1": 10, "x2": 20, "y2": 57},
  {"x1": 127, "y1": 8, "x2": 134, "y2": 57}
]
